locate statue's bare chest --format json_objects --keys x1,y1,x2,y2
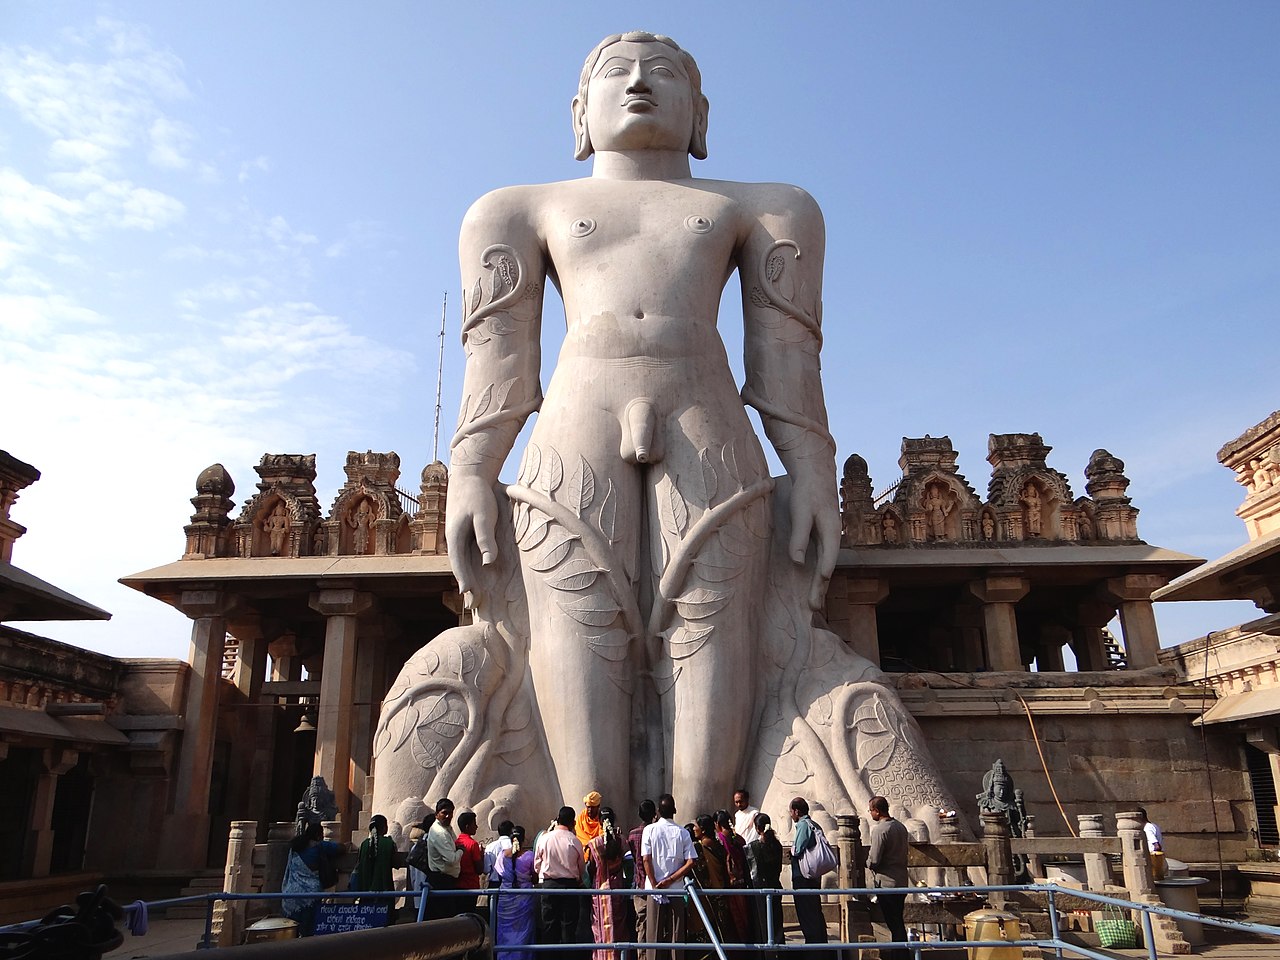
[{"x1": 543, "y1": 189, "x2": 742, "y2": 274}]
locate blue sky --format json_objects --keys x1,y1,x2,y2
[{"x1": 1, "y1": 1, "x2": 1275, "y2": 658}]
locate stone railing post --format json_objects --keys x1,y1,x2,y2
[
  {"x1": 836, "y1": 813, "x2": 872, "y2": 948},
  {"x1": 1023, "y1": 814, "x2": 1043, "y2": 879},
  {"x1": 1115, "y1": 811, "x2": 1154, "y2": 898},
  {"x1": 1077, "y1": 814, "x2": 1111, "y2": 891},
  {"x1": 264, "y1": 821, "x2": 295, "y2": 895},
  {"x1": 981, "y1": 810, "x2": 1013, "y2": 908},
  {"x1": 213, "y1": 820, "x2": 257, "y2": 947},
  {"x1": 938, "y1": 809, "x2": 966, "y2": 888}
]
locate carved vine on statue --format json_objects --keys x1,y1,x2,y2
[{"x1": 373, "y1": 30, "x2": 963, "y2": 836}]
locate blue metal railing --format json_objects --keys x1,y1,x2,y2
[{"x1": 6, "y1": 881, "x2": 1280, "y2": 958}]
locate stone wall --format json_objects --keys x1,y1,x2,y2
[{"x1": 904, "y1": 681, "x2": 1251, "y2": 863}]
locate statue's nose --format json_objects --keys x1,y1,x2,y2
[{"x1": 626, "y1": 68, "x2": 650, "y2": 94}]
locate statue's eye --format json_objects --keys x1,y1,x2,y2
[
  {"x1": 604, "y1": 66, "x2": 628, "y2": 78},
  {"x1": 652, "y1": 65, "x2": 674, "y2": 78}
]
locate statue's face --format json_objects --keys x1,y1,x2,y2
[{"x1": 584, "y1": 40, "x2": 695, "y2": 154}]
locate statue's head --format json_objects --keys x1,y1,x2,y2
[{"x1": 573, "y1": 31, "x2": 709, "y2": 162}]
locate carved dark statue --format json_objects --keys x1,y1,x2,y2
[{"x1": 295, "y1": 775, "x2": 338, "y2": 832}]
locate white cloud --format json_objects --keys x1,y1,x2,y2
[
  {"x1": 148, "y1": 116, "x2": 194, "y2": 169},
  {"x1": 238, "y1": 155, "x2": 270, "y2": 182}
]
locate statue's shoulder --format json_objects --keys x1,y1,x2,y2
[
  {"x1": 463, "y1": 179, "x2": 588, "y2": 233},
  {"x1": 707, "y1": 179, "x2": 823, "y2": 221}
]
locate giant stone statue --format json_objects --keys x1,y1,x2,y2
[{"x1": 373, "y1": 31, "x2": 961, "y2": 835}]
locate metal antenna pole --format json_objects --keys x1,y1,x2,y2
[{"x1": 432, "y1": 292, "x2": 447, "y2": 464}]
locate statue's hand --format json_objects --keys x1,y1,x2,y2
[
  {"x1": 445, "y1": 474, "x2": 499, "y2": 604},
  {"x1": 788, "y1": 471, "x2": 840, "y2": 611}
]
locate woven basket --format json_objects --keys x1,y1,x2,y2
[{"x1": 1097, "y1": 915, "x2": 1137, "y2": 949}]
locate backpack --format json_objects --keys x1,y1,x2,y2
[
  {"x1": 407, "y1": 836, "x2": 432, "y2": 873},
  {"x1": 798, "y1": 822, "x2": 837, "y2": 880}
]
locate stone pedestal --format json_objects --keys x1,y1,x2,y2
[
  {"x1": 845, "y1": 578, "x2": 889, "y2": 666},
  {"x1": 213, "y1": 820, "x2": 257, "y2": 947},
  {"x1": 980, "y1": 810, "x2": 1013, "y2": 908}
]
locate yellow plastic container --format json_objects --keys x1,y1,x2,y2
[{"x1": 963, "y1": 908, "x2": 1020, "y2": 960}]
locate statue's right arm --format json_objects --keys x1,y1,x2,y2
[{"x1": 448, "y1": 188, "x2": 546, "y2": 600}]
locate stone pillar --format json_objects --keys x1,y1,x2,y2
[
  {"x1": 351, "y1": 623, "x2": 390, "y2": 830},
  {"x1": 213, "y1": 820, "x2": 257, "y2": 947},
  {"x1": 1115, "y1": 810, "x2": 1154, "y2": 899},
  {"x1": 955, "y1": 605, "x2": 985, "y2": 672},
  {"x1": 1077, "y1": 814, "x2": 1111, "y2": 891},
  {"x1": 845, "y1": 578, "x2": 889, "y2": 666},
  {"x1": 309, "y1": 588, "x2": 374, "y2": 834},
  {"x1": 981, "y1": 810, "x2": 1013, "y2": 908},
  {"x1": 23, "y1": 748, "x2": 78, "y2": 878},
  {"x1": 1073, "y1": 598, "x2": 1115, "y2": 672},
  {"x1": 163, "y1": 590, "x2": 236, "y2": 867},
  {"x1": 1035, "y1": 625, "x2": 1069, "y2": 673},
  {"x1": 969, "y1": 576, "x2": 1030, "y2": 672},
  {"x1": 1105, "y1": 575, "x2": 1167, "y2": 669},
  {"x1": 836, "y1": 813, "x2": 872, "y2": 945},
  {"x1": 234, "y1": 624, "x2": 276, "y2": 826},
  {"x1": 442, "y1": 589, "x2": 471, "y2": 626}
]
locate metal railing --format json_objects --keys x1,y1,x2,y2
[
  {"x1": 394, "y1": 485, "x2": 421, "y2": 516},
  {"x1": 7, "y1": 881, "x2": 1280, "y2": 959}
]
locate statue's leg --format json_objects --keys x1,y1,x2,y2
[
  {"x1": 647, "y1": 400, "x2": 772, "y2": 810},
  {"x1": 512, "y1": 405, "x2": 643, "y2": 809}
]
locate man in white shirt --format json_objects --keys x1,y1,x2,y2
[
  {"x1": 642, "y1": 794, "x2": 698, "y2": 960},
  {"x1": 1137, "y1": 807, "x2": 1166, "y2": 880},
  {"x1": 485, "y1": 819, "x2": 515, "y2": 886},
  {"x1": 732, "y1": 788, "x2": 761, "y2": 844}
]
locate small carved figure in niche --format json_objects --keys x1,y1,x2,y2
[
  {"x1": 882, "y1": 513, "x2": 900, "y2": 544},
  {"x1": 296, "y1": 775, "x2": 338, "y2": 832},
  {"x1": 1252, "y1": 459, "x2": 1273, "y2": 492},
  {"x1": 349, "y1": 499, "x2": 374, "y2": 554},
  {"x1": 1078, "y1": 512, "x2": 1094, "y2": 541},
  {"x1": 264, "y1": 502, "x2": 290, "y2": 556},
  {"x1": 923, "y1": 483, "x2": 954, "y2": 541},
  {"x1": 980, "y1": 512, "x2": 995, "y2": 541},
  {"x1": 1020, "y1": 483, "x2": 1042, "y2": 537}
]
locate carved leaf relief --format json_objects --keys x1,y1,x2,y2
[
  {"x1": 669, "y1": 623, "x2": 713, "y2": 660},
  {"x1": 519, "y1": 510, "x2": 551, "y2": 551},
  {"x1": 470, "y1": 383, "x2": 493, "y2": 421},
  {"x1": 529, "y1": 530, "x2": 577, "y2": 571},
  {"x1": 522, "y1": 444, "x2": 542, "y2": 487},
  {"x1": 696, "y1": 447, "x2": 719, "y2": 506},
  {"x1": 470, "y1": 278, "x2": 482, "y2": 315},
  {"x1": 545, "y1": 558, "x2": 603, "y2": 592},
  {"x1": 541, "y1": 446, "x2": 564, "y2": 497},
  {"x1": 489, "y1": 313, "x2": 516, "y2": 336},
  {"x1": 556, "y1": 594, "x2": 622, "y2": 627},
  {"x1": 567, "y1": 455, "x2": 596, "y2": 517},
  {"x1": 598, "y1": 479, "x2": 618, "y2": 544},
  {"x1": 457, "y1": 395, "x2": 470, "y2": 431},
  {"x1": 673, "y1": 586, "x2": 733, "y2": 620},
  {"x1": 662, "y1": 475, "x2": 689, "y2": 537},
  {"x1": 691, "y1": 556, "x2": 741, "y2": 583},
  {"x1": 585, "y1": 628, "x2": 630, "y2": 663},
  {"x1": 722, "y1": 441, "x2": 742, "y2": 486},
  {"x1": 718, "y1": 524, "x2": 755, "y2": 558}
]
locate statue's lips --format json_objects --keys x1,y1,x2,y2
[{"x1": 623, "y1": 97, "x2": 656, "y2": 111}]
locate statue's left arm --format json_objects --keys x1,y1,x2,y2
[{"x1": 739, "y1": 185, "x2": 839, "y2": 608}]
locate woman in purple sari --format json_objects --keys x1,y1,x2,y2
[{"x1": 495, "y1": 825, "x2": 536, "y2": 960}]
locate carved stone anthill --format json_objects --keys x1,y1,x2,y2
[
  {"x1": 183, "y1": 463, "x2": 236, "y2": 559},
  {"x1": 233, "y1": 454, "x2": 322, "y2": 558},
  {"x1": 410, "y1": 461, "x2": 449, "y2": 555},
  {"x1": 321, "y1": 451, "x2": 409, "y2": 556},
  {"x1": 839, "y1": 431, "x2": 1144, "y2": 548},
  {"x1": 1218, "y1": 409, "x2": 1280, "y2": 541}
]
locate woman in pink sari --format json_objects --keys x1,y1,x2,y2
[{"x1": 586, "y1": 807, "x2": 631, "y2": 960}]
